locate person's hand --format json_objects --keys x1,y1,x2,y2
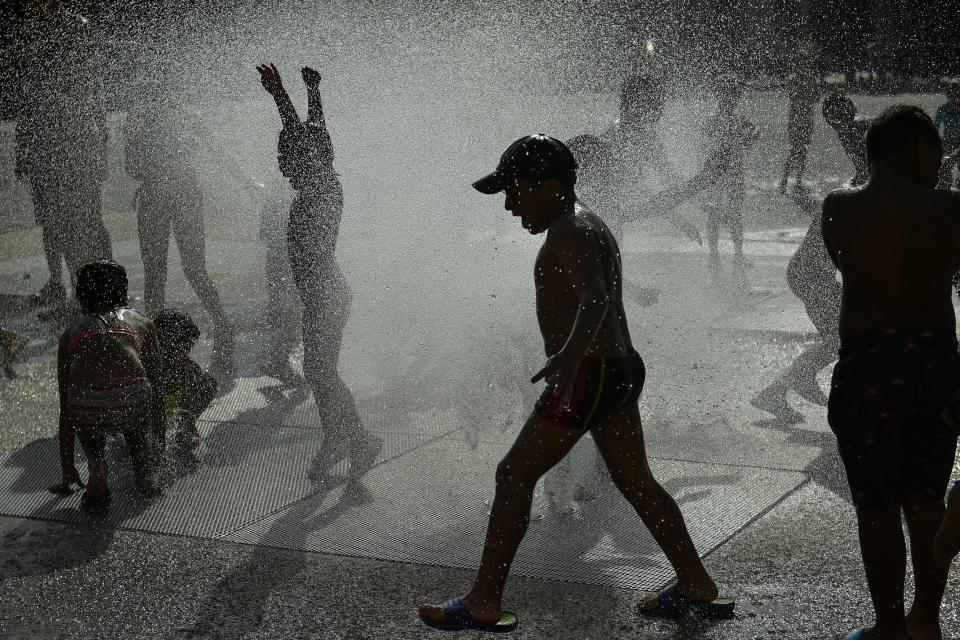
[
  {"x1": 531, "y1": 351, "x2": 581, "y2": 409},
  {"x1": 256, "y1": 63, "x2": 284, "y2": 95},
  {"x1": 301, "y1": 66, "x2": 321, "y2": 88},
  {"x1": 48, "y1": 464, "x2": 85, "y2": 494}
]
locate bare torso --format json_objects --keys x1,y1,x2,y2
[
  {"x1": 822, "y1": 181, "x2": 960, "y2": 339},
  {"x1": 535, "y1": 202, "x2": 632, "y2": 357}
]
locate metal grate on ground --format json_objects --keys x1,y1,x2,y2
[{"x1": 0, "y1": 404, "x2": 805, "y2": 590}]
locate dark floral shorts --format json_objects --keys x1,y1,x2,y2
[{"x1": 828, "y1": 329, "x2": 960, "y2": 509}]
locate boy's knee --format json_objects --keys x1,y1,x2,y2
[{"x1": 495, "y1": 458, "x2": 536, "y2": 491}]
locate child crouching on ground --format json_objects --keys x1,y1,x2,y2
[
  {"x1": 49, "y1": 260, "x2": 165, "y2": 510},
  {"x1": 152, "y1": 308, "x2": 219, "y2": 452}
]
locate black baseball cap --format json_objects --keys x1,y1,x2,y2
[{"x1": 472, "y1": 134, "x2": 578, "y2": 194}]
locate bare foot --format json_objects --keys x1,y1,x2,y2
[
  {"x1": 418, "y1": 594, "x2": 502, "y2": 625},
  {"x1": 906, "y1": 612, "x2": 944, "y2": 640},
  {"x1": 637, "y1": 579, "x2": 719, "y2": 611}
]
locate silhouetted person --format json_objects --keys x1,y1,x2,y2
[
  {"x1": 779, "y1": 58, "x2": 819, "y2": 195},
  {"x1": 566, "y1": 73, "x2": 695, "y2": 242},
  {"x1": 124, "y1": 81, "x2": 235, "y2": 374},
  {"x1": 257, "y1": 63, "x2": 381, "y2": 479},
  {"x1": 753, "y1": 191, "x2": 840, "y2": 417},
  {"x1": 153, "y1": 309, "x2": 219, "y2": 452},
  {"x1": 419, "y1": 136, "x2": 733, "y2": 633},
  {"x1": 934, "y1": 86, "x2": 960, "y2": 188},
  {"x1": 49, "y1": 260, "x2": 165, "y2": 510},
  {"x1": 822, "y1": 92, "x2": 870, "y2": 187},
  {"x1": 648, "y1": 80, "x2": 757, "y2": 268},
  {"x1": 4, "y1": 0, "x2": 111, "y2": 306},
  {"x1": 822, "y1": 105, "x2": 960, "y2": 640},
  {"x1": 257, "y1": 172, "x2": 302, "y2": 383}
]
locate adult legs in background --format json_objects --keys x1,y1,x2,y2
[
  {"x1": 136, "y1": 190, "x2": 172, "y2": 318},
  {"x1": 171, "y1": 190, "x2": 235, "y2": 372}
]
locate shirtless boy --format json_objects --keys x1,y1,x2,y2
[
  {"x1": 49, "y1": 261, "x2": 165, "y2": 510},
  {"x1": 418, "y1": 135, "x2": 733, "y2": 632},
  {"x1": 822, "y1": 105, "x2": 960, "y2": 640}
]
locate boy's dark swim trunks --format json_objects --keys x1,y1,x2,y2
[
  {"x1": 828, "y1": 329, "x2": 960, "y2": 509},
  {"x1": 536, "y1": 349, "x2": 645, "y2": 431}
]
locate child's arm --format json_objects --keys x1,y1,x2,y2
[
  {"x1": 531, "y1": 221, "x2": 611, "y2": 404},
  {"x1": 256, "y1": 63, "x2": 300, "y2": 130},
  {"x1": 49, "y1": 334, "x2": 84, "y2": 493},
  {"x1": 302, "y1": 67, "x2": 326, "y2": 125},
  {"x1": 302, "y1": 66, "x2": 336, "y2": 154}
]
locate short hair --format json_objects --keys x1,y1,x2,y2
[
  {"x1": 822, "y1": 92, "x2": 855, "y2": 124},
  {"x1": 153, "y1": 308, "x2": 200, "y2": 346},
  {"x1": 75, "y1": 260, "x2": 127, "y2": 314},
  {"x1": 865, "y1": 105, "x2": 942, "y2": 162}
]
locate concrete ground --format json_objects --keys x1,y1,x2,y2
[
  {"x1": 2, "y1": 84, "x2": 960, "y2": 639},
  {"x1": 1, "y1": 214, "x2": 959, "y2": 640}
]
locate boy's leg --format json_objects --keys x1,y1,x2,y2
[
  {"x1": 420, "y1": 412, "x2": 585, "y2": 624},
  {"x1": 123, "y1": 422, "x2": 161, "y2": 491},
  {"x1": 171, "y1": 194, "x2": 235, "y2": 373},
  {"x1": 136, "y1": 193, "x2": 171, "y2": 318},
  {"x1": 59, "y1": 175, "x2": 112, "y2": 278},
  {"x1": 854, "y1": 506, "x2": 909, "y2": 636},
  {"x1": 903, "y1": 490, "x2": 948, "y2": 639},
  {"x1": 590, "y1": 403, "x2": 718, "y2": 606},
  {"x1": 726, "y1": 171, "x2": 746, "y2": 260},
  {"x1": 172, "y1": 192, "x2": 230, "y2": 329},
  {"x1": 262, "y1": 245, "x2": 301, "y2": 377},
  {"x1": 76, "y1": 427, "x2": 108, "y2": 498}
]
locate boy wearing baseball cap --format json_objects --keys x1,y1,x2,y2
[{"x1": 418, "y1": 135, "x2": 733, "y2": 632}]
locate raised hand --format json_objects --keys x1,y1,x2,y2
[
  {"x1": 256, "y1": 63, "x2": 284, "y2": 95},
  {"x1": 301, "y1": 66, "x2": 321, "y2": 88}
]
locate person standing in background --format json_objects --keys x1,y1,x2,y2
[
  {"x1": 779, "y1": 55, "x2": 820, "y2": 195},
  {"x1": 4, "y1": 0, "x2": 111, "y2": 308}
]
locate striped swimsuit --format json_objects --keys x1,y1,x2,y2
[{"x1": 66, "y1": 315, "x2": 151, "y2": 430}]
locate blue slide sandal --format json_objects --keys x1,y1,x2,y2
[
  {"x1": 420, "y1": 597, "x2": 519, "y2": 633},
  {"x1": 638, "y1": 586, "x2": 736, "y2": 619}
]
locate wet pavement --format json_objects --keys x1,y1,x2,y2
[
  {"x1": 1, "y1": 215, "x2": 959, "y2": 639},
  {"x1": 2, "y1": 84, "x2": 960, "y2": 637}
]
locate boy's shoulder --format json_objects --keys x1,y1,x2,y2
[{"x1": 544, "y1": 208, "x2": 603, "y2": 247}]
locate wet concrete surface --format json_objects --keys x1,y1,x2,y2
[{"x1": 1, "y1": 223, "x2": 959, "y2": 639}]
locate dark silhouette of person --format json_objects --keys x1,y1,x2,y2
[
  {"x1": 565, "y1": 73, "x2": 693, "y2": 242},
  {"x1": 646, "y1": 79, "x2": 758, "y2": 269},
  {"x1": 123, "y1": 79, "x2": 235, "y2": 374},
  {"x1": 779, "y1": 56, "x2": 820, "y2": 195},
  {"x1": 256, "y1": 63, "x2": 381, "y2": 479},
  {"x1": 822, "y1": 92, "x2": 870, "y2": 187},
  {"x1": 822, "y1": 105, "x2": 960, "y2": 640},
  {"x1": 4, "y1": 0, "x2": 112, "y2": 307}
]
